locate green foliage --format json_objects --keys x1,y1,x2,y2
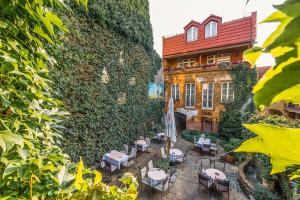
[
  {"x1": 251, "y1": 184, "x2": 281, "y2": 200},
  {"x1": 218, "y1": 63, "x2": 257, "y2": 140},
  {"x1": 153, "y1": 158, "x2": 175, "y2": 173},
  {"x1": 223, "y1": 138, "x2": 243, "y2": 153},
  {"x1": 0, "y1": 0, "x2": 138, "y2": 199},
  {"x1": 238, "y1": 0, "x2": 300, "y2": 180},
  {"x1": 50, "y1": 0, "x2": 163, "y2": 166},
  {"x1": 181, "y1": 129, "x2": 218, "y2": 143}
]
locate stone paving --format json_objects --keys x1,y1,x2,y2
[{"x1": 138, "y1": 136, "x2": 249, "y2": 200}]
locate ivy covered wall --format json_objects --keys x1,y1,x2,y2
[{"x1": 50, "y1": 0, "x2": 163, "y2": 165}]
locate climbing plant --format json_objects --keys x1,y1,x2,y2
[
  {"x1": 50, "y1": 0, "x2": 163, "y2": 166},
  {"x1": 218, "y1": 63, "x2": 257, "y2": 141},
  {"x1": 0, "y1": 0, "x2": 138, "y2": 199}
]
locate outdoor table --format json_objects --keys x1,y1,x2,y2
[
  {"x1": 102, "y1": 150, "x2": 128, "y2": 169},
  {"x1": 134, "y1": 139, "x2": 147, "y2": 151},
  {"x1": 197, "y1": 138, "x2": 211, "y2": 147},
  {"x1": 148, "y1": 168, "x2": 167, "y2": 186},
  {"x1": 156, "y1": 132, "x2": 165, "y2": 141},
  {"x1": 205, "y1": 168, "x2": 226, "y2": 181},
  {"x1": 169, "y1": 148, "x2": 183, "y2": 162}
]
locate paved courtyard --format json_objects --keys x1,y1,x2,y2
[{"x1": 137, "y1": 136, "x2": 248, "y2": 200}]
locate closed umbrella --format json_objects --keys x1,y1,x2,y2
[{"x1": 165, "y1": 97, "x2": 177, "y2": 153}]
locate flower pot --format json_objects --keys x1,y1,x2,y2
[{"x1": 223, "y1": 153, "x2": 236, "y2": 164}]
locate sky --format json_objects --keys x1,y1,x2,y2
[{"x1": 149, "y1": 0, "x2": 285, "y2": 67}]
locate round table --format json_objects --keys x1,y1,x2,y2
[
  {"x1": 169, "y1": 149, "x2": 183, "y2": 162},
  {"x1": 205, "y1": 168, "x2": 226, "y2": 180},
  {"x1": 135, "y1": 140, "x2": 147, "y2": 151},
  {"x1": 148, "y1": 168, "x2": 167, "y2": 186},
  {"x1": 135, "y1": 140, "x2": 146, "y2": 145}
]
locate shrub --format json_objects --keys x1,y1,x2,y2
[
  {"x1": 181, "y1": 129, "x2": 218, "y2": 143},
  {"x1": 222, "y1": 138, "x2": 242, "y2": 152},
  {"x1": 251, "y1": 184, "x2": 281, "y2": 200}
]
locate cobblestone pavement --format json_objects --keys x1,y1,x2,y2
[{"x1": 137, "y1": 135, "x2": 249, "y2": 200}]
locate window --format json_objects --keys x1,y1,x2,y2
[
  {"x1": 187, "y1": 27, "x2": 198, "y2": 42},
  {"x1": 171, "y1": 84, "x2": 180, "y2": 100},
  {"x1": 206, "y1": 53, "x2": 231, "y2": 64},
  {"x1": 177, "y1": 58, "x2": 196, "y2": 68},
  {"x1": 186, "y1": 83, "x2": 196, "y2": 107},
  {"x1": 221, "y1": 82, "x2": 234, "y2": 102},
  {"x1": 202, "y1": 83, "x2": 214, "y2": 109},
  {"x1": 205, "y1": 21, "x2": 217, "y2": 38}
]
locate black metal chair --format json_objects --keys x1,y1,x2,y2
[
  {"x1": 198, "y1": 172, "x2": 213, "y2": 195},
  {"x1": 215, "y1": 179, "x2": 230, "y2": 199}
]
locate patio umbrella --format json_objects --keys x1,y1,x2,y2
[{"x1": 165, "y1": 97, "x2": 177, "y2": 153}]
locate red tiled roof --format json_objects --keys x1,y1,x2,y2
[
  {"x1": 163, "y1": 12, "x2": 257, "y2": 58},
  {"x1": 257, "y1": 66, "x2": 271, "y2": 79}
]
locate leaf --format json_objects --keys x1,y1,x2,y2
[
  {"x1": 58, "y1": 166, "x2": 74, "y2": 187},
  {"x1": 243, "y1": 47, "x2": 263, "y2": 67},
  {"x1": 0, "y1": 130, "x2": 23, "y2": 152},
  {"x1": 261, "y1": 10, "x2": 287, "y2": 23},
  {"x1": 3, "y1": 164, "x2": 20, "y2": 178},
  {"x1": 33, "y1": 25, "x2": 53, "y2": 44},
  {"x1": 17, "y1": 147, "x2": 29, "y2": 160},
  {"x1": 253, "y1": 57, "x2": 300, "y2": 110},
  {"x1": 234, "y1": 124, "x2": 300, "y2": 174},
  {"x1": 94, "y1": 170, "x2": 102, "y2": 184},
  {"x1": 126, "y1": 184, "x2": 138, "y2": 200},
  {"x1": 74, "y1": 158, "x2": 84, "y2": 190}
]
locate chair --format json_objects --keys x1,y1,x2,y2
[
  {"x1": 215, "y1": 179, "x2": 230, "y2": 199},
  {"x1": 140, "y1": 167, "x2": 151, "y2": 192},
  {"x1": 200, "y1": 134, "x2": 206, "y2": 138},
  {"x1": 154, "y1": 174, "x2": 170, "y2": 199},
  {"x1": 148, "y1": 160, "x2": 154, "y2": 170},
  {"x1": 194, "y1": 136, "x2": 198, "y2": 147},
  {"x1": 176, "y1": 150, "x2": 187, "y2": 163},
  {"x1": 128, "y1": 147, "x2": 137, "y2": 160},
  {"x1": 139, "y1": 136, "x2": 145, "y2": 140},
  {"x1": 160, "y1": 147, "x2": 167, "y2": 159},
  {"x1": 121, "y1": 144, "x2": 129, "y2": 155},
  {"x1": 198, "y1": 173, "x2": 213, "y2": 194},
  {"x1": 199, "y1": 157, "x2": 206, "y2": 174},
  {"x1": 210, "y1": 139, "x2": 219, "y2": 155},
  {"x1": 202, "y1": 144, "x2": 211, "y2": 155},
  {"x1": 146, "y1": 137, "x2": 151, "y2": 147}
]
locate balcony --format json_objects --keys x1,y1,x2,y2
[
  {"x1": 164, "y1": 61, "x2": 249, "y2": 73},
  {"x1": 284, "y1": 103, "x2": 300, "y2": 114}
]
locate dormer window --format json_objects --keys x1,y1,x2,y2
[
  {"x1": 187, "y1": 27, "x2": 198, "y2": 42},
  {"x1": 205, "y1": 21, "x2": 217, "y2": 38}
]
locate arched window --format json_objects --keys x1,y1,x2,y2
[
  {"x1": 187, "y1": 27, "x2": 198, "y2": 42},
  {"x1": 205, "y1": 21, "x2": 217, "y2": 38}
]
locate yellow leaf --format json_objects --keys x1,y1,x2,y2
[
  {"x1": 235, "y1": 124, "x2": 300, "y2": 174},
  {"x1": 243, "y1": 47, "x2": 263, "y2": 67},
  {"x1": 126, "y1": 184, "x2": 138, "y2": 200},
  {"x1": 94, "y1": 170, "x2": 102, "y2": 184},
  {"x1": 74, "y1": 158, "x2": 84, "y2": 190}
]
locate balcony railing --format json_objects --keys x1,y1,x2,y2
[
  {"x1": 164, "y1": 61, "x2": 249, "y2": 72},
  {"x1": 285, "y1": 103, "x2": 300, "y2": 113}
]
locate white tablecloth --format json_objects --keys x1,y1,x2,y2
[
  {"x1": 148, "y1": 168, "x2": 167, "y2": 186},
  {"x1": 169, "y1": 149, "x2": 183, "y2": 162},
  {"x1": 103, "y1": 150, "x2": 128, "y2": 169},
  {"x1": 205, "y1": 168, "x2": 226, "y2": 180},
  {"x1": 197, "y1": 138, "x2": 211, "y2": 147},
  {"x1": 135, "y1": 140, "x2": 147, "y2": 151}
]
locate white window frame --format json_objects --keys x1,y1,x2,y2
[
  {"x1": 177, "y1": 58, "x2": 196, "y2": 68},
  {"x1": 185, "y1": 83, "x2": 196, "y2": 108},
  {"x1": 202, "y1": 82, "x2": 214, "y2": 110},
  {"x1": 187, "y1": 27, "x2": 198, "y2": 42},
  {"x1": 206, "y1": 53, "x2": 231, "y2": 64},
  {"x1": 171, "y1": 84, "x2": 180, "y2": 100},
  {"x1": 221, "y1": 82, "x2": 234, "y2": 103},
  {"x1": 205, "y1": 21, "x2": 217, "y2": 38}
]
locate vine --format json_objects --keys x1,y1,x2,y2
[{"x1": 50, "y1": 0, "x2": 163, "y2": 166}]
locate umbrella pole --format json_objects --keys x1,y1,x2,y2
[{"x1": 167, "y1": 137, "x2": 171, "y2": 154}]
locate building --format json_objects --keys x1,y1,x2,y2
[
  {"x1": 258, "y1": 67, "x2": 300, "y2": 120},
  {"x1": 162, "y1": 13, "x2": 257, "y2": 133}
]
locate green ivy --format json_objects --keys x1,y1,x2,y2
[
  {"x1": 218, "y1": 63, "x2": 257, "y2": 141},
  {"x1": 50, "y1": 0, "x2": 163, "y2": 166}
]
